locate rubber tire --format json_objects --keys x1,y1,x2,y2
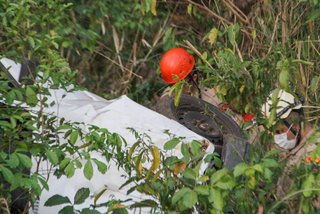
[{"x1": 155, "y1": 94, "x2": 249, "y2": 170}]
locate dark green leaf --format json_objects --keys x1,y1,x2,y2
[
  {"x1": 74, "y1": 188, "x2": 90, "y2": 204},
  {"x1": 58, "y1": 205, "x2": 74, "y2": 214},
  {"x1": 44, "y1": 195, "x2": 71, "y2": 206},
  {"x1": 80, "y1": 209, "x2": 101, "y2": 214}
]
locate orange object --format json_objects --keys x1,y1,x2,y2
[
  {"x1": 160, "y1": 48, "x2": 195, "y2": 84},
  {"x1": 315, "y1": 158, "x2": 320, "y2": 163},
  {"x1": 306, "y1": 157, "x2": 312, "y2": 162}
]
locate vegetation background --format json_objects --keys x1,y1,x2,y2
[{"x1": 0, "y1": 0, "x2": 320, "y2": 213}]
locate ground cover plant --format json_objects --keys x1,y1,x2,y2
[{"x1": 0, "y1": 0, "x2": 320, "y2": 213}]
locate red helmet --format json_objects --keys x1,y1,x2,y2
[{"x1": 160, "y1": 48, "x2": 195, "y2": 84}]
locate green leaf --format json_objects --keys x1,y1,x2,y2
[
  {"x1": 70, "y1": 130, "x2": 79, "y2": 145},
  {"x1": 208, "y1": 28, "x2": 218, "y2": 45},
  {"x1": 302, "y1": 174, "x2": 315, "y2": 197},
  {"x1": 60, "y1": 158, "x2": 71, "y2": 168},
  {"x1": 215, "y1": 178, "x2": 235, "y2": 190},
  {"x1": 174, "y1": 82, "x2": 183, "y2": 106},
  {"x1": 65, "y1": 162, "x2": 75, "y2": 178},
  {"x1": 6, "y1": 153, "x2": 19, "y2": 168},
  {"x1": 182, "y1": 191, "x2": 198, "y2": 208},
  {"x1": 279, "y1": 68, "x2": 290, "y2": 92},
  {"x1": 46, "y1": 150, "x2": 59, "y2": 166},
  {"x1": 38, "y1": 177, "x2": 49, "y2": 191},
  {"x1": 44, "y1": 195, "x2": 71, "y2": 206},
  {"x1": 253, "y1": 164, "x2": 263, "y2": 173},
  {"x1": 187, "y1": 4, "x2": 192, "y2": 15},
  {"x1": 84, "y1": 160, "x2": 93, "y2": 180},
  {"x1": 190, "y1": 141, "x2": 200, "y2": 155},
  {"x1": 163, "y1": 138, "x2": 180, "y2": 150},
  {"x1": 74, "y1": 188, "x2": 90, "y2": 204},
  {"x1": 0, "y1": 121, "x2": 11, "y2": 128},
  {"x1": 263, "y1": 149, "x2": 281, "y2": 159},
  {"x1": 194, "y1": 185, "x2": 209, "y2": 195},
  {"x1": 26, "y1": 85, "x2": 38, "y2": 107},
  {"x1": 308, "y1": 133, "x2": 320, "y2": 145},
  {"x1": 209, "y1": 188, "x2": 223, "y2": 211},
  {"x1": 311, "y1": 76, "x2": 319, "y2": 93},
  {"x1": 80, "y1": 209, "x2": 101, "y2": 214},
  {"x1": 16, "y1": 153, "x2": 32, "y2": 168},
  {"x1": 261, "y1": 158, "x2": 279, "y2": 168},
  {"x1": 0, "y1": 166, "x2": 14, "y2": 183},
  {"x1": 306, "y1": 9, "x2": 320, "y2": 23},
  {"x1": 183, "y1": 168, "x2": 196, "y2": 180},
  {"x1": 211, "y1": 168, "x2": 228, "y2": 184},
  {"x1": 27, "y1": 36, "x2": 35, "y2": 48},
  {"x1": 264, "y1": 168, "x2": 273, "y2": 181},
  {"x1": 172, "y1": 187, "x2": 192, "y2": 204},
  {"x1": 58, "y1": 205, "x2": 74, "y2": 214},
  {"x1": 92, "y1": 158, "x2": 108, "y2": 174}
]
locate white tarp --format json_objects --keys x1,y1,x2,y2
[{"x1": 0, "y1": 58, "x2": 214, "y2": 214}]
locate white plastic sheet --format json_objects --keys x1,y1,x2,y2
[{"x1": 0, "y1": 58, "x2": 214, "y2": 214}]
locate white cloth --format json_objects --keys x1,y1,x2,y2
[{"x1": 0, "y1": 57, "x2": 214, "y2": 214}]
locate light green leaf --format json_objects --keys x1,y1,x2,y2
[
  {"x1": 302, "y1": 174, "x2": 315, "y2": 197},
  {"x1": 306, "y1": 9, "x2": 320, "y2": 23},
  {"x1": 46, "y1": 150, "x2": 58, "y2": 166},
  {"x1": 6, "y1": 153, "x2": 19, "y2": 168},
  {"x1": 211, "y1": 168, "x2": 228, "y2": 184},
  {"x1": 172, "y1": 187, "x2": 192, "y2": 204},
  {"x1": 264, "y1": 168, "x2": 273, "y2": 181},
  {"x1": 182, "y1": 191, "x2": 198, "y2": 208},
  {"x1": 253, "y1": 164, "x2": 263, "y2": 173},
  {"x1": 183, "y1": 168, "x2": 196, "y2": 180},
  {"x1": 16, "y1": 153, "x2": 32, "y2": 168},
  {"x1": 194, "y1": 185, "x2": 209, "y2": 195},
  {"x1": 187, "y1": 4, "x2": 192, "y2": 15},
  {"x1": 92, "y1": 158, "x2": 108, "y2": 174},
  {"x1": 209, "y1": 188, "x2": 223, "y2": 210},
  {"x1": 163, "y1": 138, "x2": 180, "y2": 150},
  {"x1": 74, "y1": 188, "x2": 90, "y2": 204},
  {"x1": 65, "y1": 162, "x2": 75, "y2": 178},
  {"x1": 27, "y1": 36, "x2": 35, "y2": 48},
  {"x1": 215, "y1": 178, "x2": 235, "y2": 190},
  {"x1": 84, "y1": 160, "x2": 93, "y2": 180},
  {"x1": 70, "y1": 130, "x2": 79, "y2": 145},
  {"x1": 0, "y1": 166, "x2": 14, "y2": 183},
  {"x1": 208, "y1": 28, "x2": 218, "y2": 45},
  {"x1": 279, "y1": 69, "x2": 290, "y2": 92},
  {"x1": 26, "y1": 85, "x2": 38, "y2": 107},
  {"x1": 261, "y1": 158, "x2": 279, "y2": 168},
  {"x1": 311, "y1": 76, "x2": 319, "y2": 92}
]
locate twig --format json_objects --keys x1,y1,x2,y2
[{"x1": 183, "y1": 40, "x2": 222, "y2": 79}]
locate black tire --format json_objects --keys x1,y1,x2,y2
[
  {"x1": 155, "y1": 94, "x2": 250, "y2": 170},
  {"x1": 170, "y1": 94, "x2": 245, "y2": 140}
]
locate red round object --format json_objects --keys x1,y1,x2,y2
[{"x1": 160, "y1": 48, "x2": 195, "y2": 84}]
